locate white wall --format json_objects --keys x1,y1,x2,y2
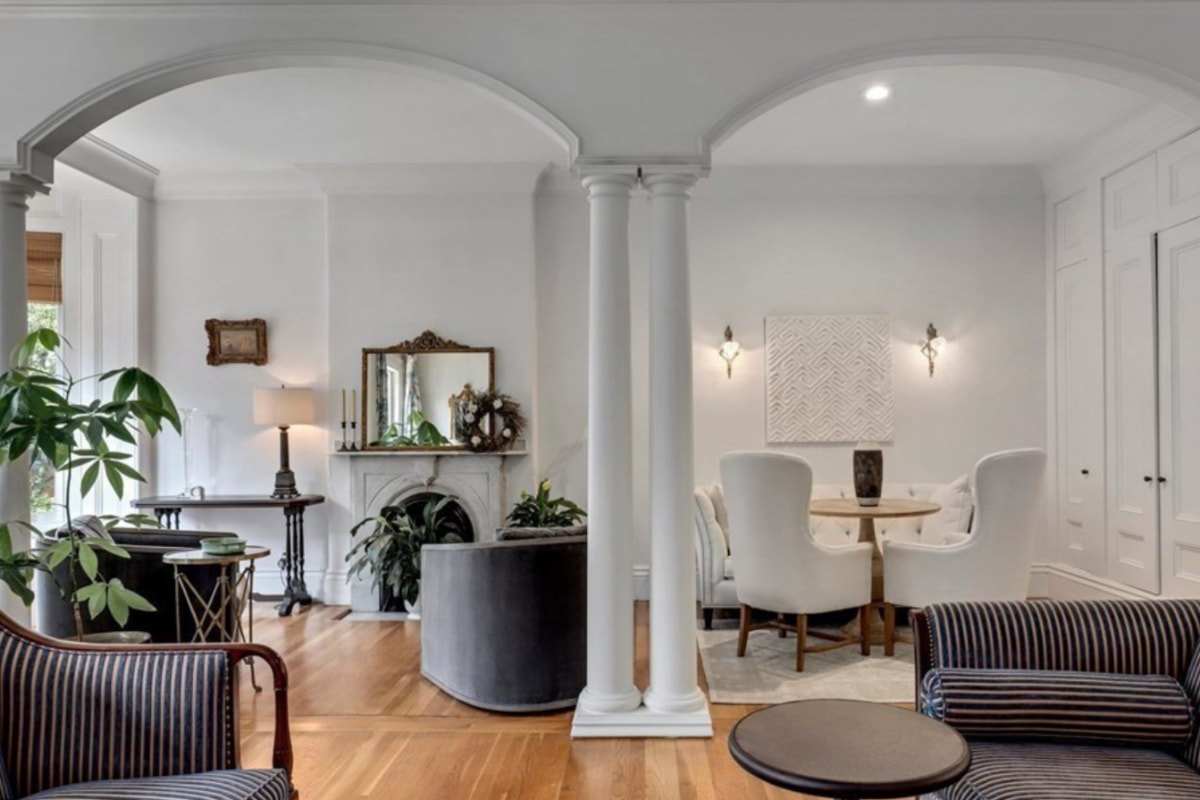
[
  {"x1": 149, "y1": 196, "x2": 329, "y2": 594},
  {"x1": 147, "y1": 166, "x2": 543, "y2": 597},
  {"x1": 535, "y1": 165, "x2": 1048, "y2": 569}
]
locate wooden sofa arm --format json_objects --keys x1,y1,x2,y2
[{"x1": 0, "y1": 613, "x2": 296, "y2": 798}]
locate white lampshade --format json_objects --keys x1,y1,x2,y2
[{"x1": 253, "y1": 387, "x2": 315, "y2": 427}]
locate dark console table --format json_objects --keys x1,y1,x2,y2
[{"x1": 132, "y1": 494, "x2": 325, "y2": 617}]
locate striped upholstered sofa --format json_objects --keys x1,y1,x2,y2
[
  {"x1": 914, "y1": 600, "x2": 1200, "y2": 800},
  {"x1": 0, "y1": 610, "x2": 296, "y2": 799}
]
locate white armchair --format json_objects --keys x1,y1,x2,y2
[
  {"x1": 719, "y1": 451, "x2": 873, "y2": 671},
  {"x1": 881, "y1": 448, "x2": 1046, "y2": 649}
]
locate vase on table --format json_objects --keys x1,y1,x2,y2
[{"x1": 853, "y1": 443, "x2": 883, "y2": 507}]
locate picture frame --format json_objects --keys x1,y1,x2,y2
[{"x1": 205, "y1": 318, "x2": 268, "y2": 366}]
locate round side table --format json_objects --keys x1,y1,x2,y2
[
  {"x1": 729, "y1": 699, "x2": 970, "y2": 799},
  {"x1": 164, "y1": 546, "x2": 271, "y2": 691}
]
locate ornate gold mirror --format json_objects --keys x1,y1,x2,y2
[{"x1": 361, "y1": 331, "x2": 495, "y2": 450}]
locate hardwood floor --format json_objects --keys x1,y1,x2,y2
[{"x1": 237, "y1": 602, "x2": 913, "y2": 799}]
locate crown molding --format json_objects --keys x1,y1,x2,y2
[
  {"x1": 58, "y1": 134, "x2": 159, "y2": 199},
  {"x1": 1040, "y1": 103, "x2": 1197, "y2": 200},
  {"x1": 153, "y1": 169, "x2": 322, "y2": 200},
  {"x1": 304, "y1": 161, "x2": 551, "y2": 195}
]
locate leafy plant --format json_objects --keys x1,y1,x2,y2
[
  {"x1": 0, "y1": 328, "x2": 181, "y2": 636},
  {"x1": 505, "y1": 480, "x2": 586, "y2": 528},
  {"x1": 346, "y1": 495, "x2": 464, "y2": 606},
  {"x1": 375, "y1": 410, "x2": 450, "y2": 447}
]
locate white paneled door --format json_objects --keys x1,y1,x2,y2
[
  {"x1": 1056, "y1": 259, "x2": 1106, "y2": 575},
  {"x1": 1104, "y1": 238, "x2": 1160, "y2": 593},
  {"x1": 1158, "y1": 218, "x2": 1200, "y2": 597}
]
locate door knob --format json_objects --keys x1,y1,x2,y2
[
  {"x1": 1144, "y1": 475, "x2": 1153, "y2": 482},
  {"x1": 1081, "y1": 469, "x2": 1089, "y2": 476},
  {"x1": 1159, "y1": 477, "x2": 1167, "y2": 484}
]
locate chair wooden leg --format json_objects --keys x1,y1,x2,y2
[
  {"x1": 859, "y1": 605, "x2": 872, "y2": 656},
  {"x1": 883, "y1": 603, "x2": 896, "y2": 657},
  {"x1": 703, "y1": 608, "x2": 714, "y2": 630},
  {"x1": 778, "y1": 613, "x2": 787, "y2": 638},
  {"x1": 737, "y1": 604, "x2": 751, "y2": 657},
  {"x1": 795, "y1": 613, "x2": 808, "y2": 672}
]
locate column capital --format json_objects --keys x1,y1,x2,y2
[
  {"x1": 0, "y1": 174, "x2": 47, "y2": 210},
  {"x1": 580, "y1": 171, "x2": 638, "y2": 197},
  {"x1": 643, "y1": 172, "x2": 699, "y2": 198}
]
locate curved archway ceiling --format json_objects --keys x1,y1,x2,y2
[
  {"x1": 90, "y1": 66, "x2": 569, "y2": 173},
  {"x1": 716, "y1": 65, "x2": 1182, "y2": 166}
]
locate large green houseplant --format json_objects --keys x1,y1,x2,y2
[
  {"x1": 346, "y1": 495, "x2": 465, "y2": 616},
  {"x1": 0, "y1": 328, "x2": 181, "y2": 637}
]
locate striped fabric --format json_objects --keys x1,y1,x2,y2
[
  {"x1": 930, "y1": 741, "x2": 1200, "y2": 800},
  {"x1": 24, "y1": 769, "x2": 289, "y2": 800},
  {"x1": 1185, "y1": 641, "x2": 1200, "y2": 771},
  {"x1": 0, "y1": 633, "x2": 236, "y2": 799},
  {"x1": 924, "y1": 600, "x2": 1200, "y2": 677},
  {"x1": 921, "y1": 668, "x2": 1195, "y2": 746}
]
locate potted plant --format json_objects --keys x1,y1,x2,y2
[
  {"x1": 498, "y1": 480, "x2": 587, "y2": 539},
  {"x1": 0, "y1": 328, "x2": 181, "y2": 639},
  {"x1": 346, "y1": 494, "x2": 465, "y2": 619}
]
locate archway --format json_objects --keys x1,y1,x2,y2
[
  {"x1": 17, "y1": 39, "x2": 578, "y2": 185},
  {"x1": 702, "y1": 38, "x2": 1200, "y2": 159}
]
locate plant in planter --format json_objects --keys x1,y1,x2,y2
[
  {"x1": 0, "y1": 328, "x2": 181, "y2": 638},
  {"x1": 346, "y1": 494, "x2": 465, "y2": 616},
  {"x1": 499, "y1": 480, "x2": 587, "y2": 539}
]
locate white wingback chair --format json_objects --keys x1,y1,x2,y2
[
  {"x1": 695, "y1": 475, "x2": 974, "y2": 629},
  {"x1": 882, "y1": 449, "x2": 1047, "y2": 639},
  {"x1": 719, "y1": 451, "x2": 873, "y2": 671}
]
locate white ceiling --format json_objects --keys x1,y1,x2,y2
[
  {"x1": 716, "y1": 66, "x2": 1164, "y2": 165},
  {"x1": 90, "y1": 64, "x2": 1172, "y2": 174},
  {"x1": 91, "y1": 67, "x2": 570, "y2": 173}
]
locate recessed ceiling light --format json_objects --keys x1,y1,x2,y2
[{"x1": 864, "y1": 84, "x2": 892, "y2": 103}]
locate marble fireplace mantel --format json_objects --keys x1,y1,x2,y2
[{"x1": 324, "y1": 449, "x2": 527, "y2": 608}]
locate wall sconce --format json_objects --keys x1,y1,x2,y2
[
  {"x1": 719, "y1": 325, "x2": 742, "y2": 378},
  {"x1": 920, "y1": 322, "x2": 947, "y2": 377}
]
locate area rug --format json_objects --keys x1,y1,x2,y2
[{"x1": 698, "y1": 624, "x2": 916, "y2": 705}]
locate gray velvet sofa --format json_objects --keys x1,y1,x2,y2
[
  {"x1": 419, "y1": 535, "x2": 586, "y2": 712},
  {"x1": 914, "y1": 599, "x2": 1200, "y2": 800}
]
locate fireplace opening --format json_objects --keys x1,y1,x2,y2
[{"x1": 378, "y1": 491, "x2": 474, "y2": 611}]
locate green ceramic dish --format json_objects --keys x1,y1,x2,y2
[{"x1": 200, "y1": 536, "x2": 247, "y2": 555}]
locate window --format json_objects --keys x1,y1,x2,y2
[{"x1": 27, "y1": 231, "x2": 62, "y2": 522}]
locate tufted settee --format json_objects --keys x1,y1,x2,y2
[
  {"x1": 695, "y1": 478, "x2": 974, "y2": 628},
  {"x1": 914, "y1": 600, "x2": 1200, "y2": 800},
  {"x1": 0, "y1": 609, "x2": 296, "y2": 800}
]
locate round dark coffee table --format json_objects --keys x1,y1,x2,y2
[{"x1": 728, "y1": 699, "x2": 970, "y2": 799}]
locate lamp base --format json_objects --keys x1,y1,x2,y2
[{"x1": 271, "y1": 468, "x2": 300, "y2": 499}]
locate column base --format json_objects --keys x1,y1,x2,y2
[
  {"x1": 642, "y1": 686, "x2": 709, "y2": 715},
  {"x1": 571, "y1": 703, "x2": 714, "y2": 739},
  {"x1": 576, "y1": 685, "x2": 643, "y2": 715}
]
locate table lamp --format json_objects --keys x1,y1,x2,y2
[{"x1": 253, "y1": 386, "x2": 315, "y2": 499}]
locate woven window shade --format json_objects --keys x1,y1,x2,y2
[{"x1": 27, "y1": 232, "x2": 62, "y2": 304}]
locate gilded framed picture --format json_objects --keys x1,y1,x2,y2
[{"x1": 205, "y1": 318, "x2": 268, "y2": 366}]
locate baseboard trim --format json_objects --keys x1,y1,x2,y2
[
  {"x1": 1030, "y1": 562, "x2": 1157, "y2": 601},
  {"x1": 634, "y1": 564, "x2": 650, "y2": 601},
  {"x1": 571, "y1": 704, "x2": 714, "y2": 739}
]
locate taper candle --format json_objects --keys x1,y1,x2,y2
[
  {"x1": 351, "y1": 389, "x2": 356, "y2": 424},
  {"x1": 341, "y1": 388, "x2": 346, "y2": 426}
]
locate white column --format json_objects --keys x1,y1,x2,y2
[
  {"x1": 643, "y1": 173, "x2": 710, "y2": 726},
  {"x1": 574, "y1": 172, "x2": 642, "y2": 721},
  {"x1": 0, "y1": 180, "x2": 34, "y2": 624}
]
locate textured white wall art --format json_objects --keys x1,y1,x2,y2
[{"x1": 765, "y1": 315, "x2": 895, "y2": 443}]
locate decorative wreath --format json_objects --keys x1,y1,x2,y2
[{"x1": 460, "y1": 390, "x2": 526, "y2": 452}]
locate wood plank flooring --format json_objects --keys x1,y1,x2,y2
[{"x1": 237, "y1": 602, "x2": 914, "y2": 799}]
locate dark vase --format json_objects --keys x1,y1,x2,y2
[{"x1": 853, "y1": 445, "x2": 883, "y2": 507}]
